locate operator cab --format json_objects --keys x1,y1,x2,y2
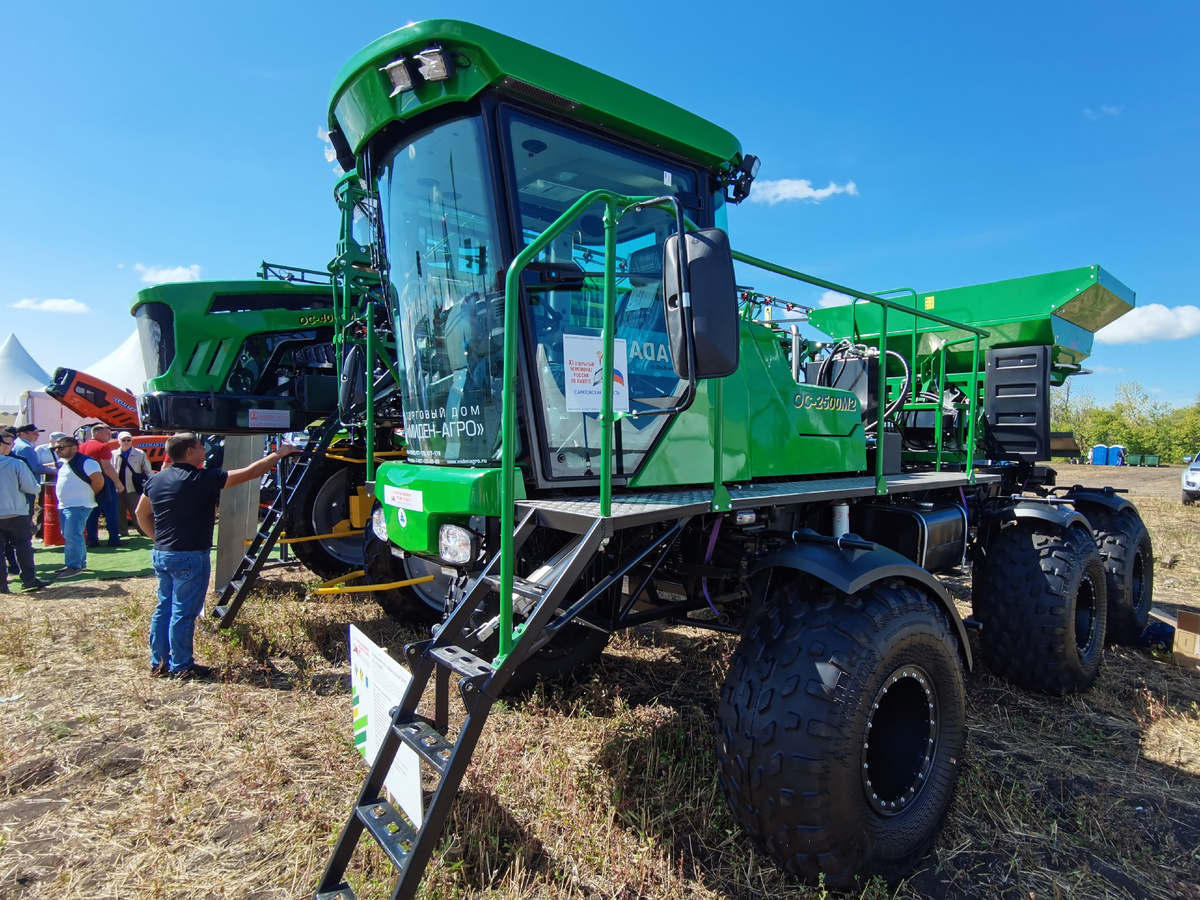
[{"x1": 373, "y1": 101, "x2": 721, "y2": 487}]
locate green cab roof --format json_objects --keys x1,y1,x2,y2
[
  {"x1": 131, "y1": 278, "x2": 330, "y2": 314},
  {"x1": 328, "y1": 20, "x2": 742, "y2": 173}
]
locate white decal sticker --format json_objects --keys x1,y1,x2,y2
[
  {"x1": 247, "y1": 408, "x2": 290, "y2": 429},
  {"x1": 663, "y1": 170, "x2": 673, "y2": 186},
  {"x1": 397, "y1": 508, "x2": 407, "y2": 528},
  {"x1": 563, "y1": 334, "x2": 629, "y2": 413},
  {"x1": 384, "y1": 486, "x2": 423, "y2": 511}
]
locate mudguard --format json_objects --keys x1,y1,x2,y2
[
  {"x1": 1060, "y1": 485, "x2": 1135, "y2": 520},
  {"x1": 985, "y1": 500, "x2": 1092, "y2": 535},
  {"x1": 749, "y1": 540, "x2": 973, "y2": 669}
]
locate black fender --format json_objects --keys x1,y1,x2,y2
[
  {"x1": 976, "y1": 500, "x2": 1093, "y2": 566},
  {"x1": 1060, "y1": 485, "x2": 1135, "y2": 522},
  {"x1": 749, "y1": 541, "x2": 973, "y2": 670}
]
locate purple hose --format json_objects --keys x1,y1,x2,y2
[{"x1": 702, "y1": 516, "x2": 723, "y2": 615}]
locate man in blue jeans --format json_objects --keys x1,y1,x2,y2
[{"x1": 136, "y1": 432, "x2": 296, "y2": 679}]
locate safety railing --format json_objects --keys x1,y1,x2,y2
[
  {"x1": 495, "y1": 196, "x2": 992, "y2": 660},
  {"x1": 728, "y1": 251, "x2": 990, "y2": 490}
]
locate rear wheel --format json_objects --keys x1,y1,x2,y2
[
  {"x1": 1087, "y1": 507, "x2": 1153, "y2": 645},
  {"x1": 716, "y1": 576, "x2": 966, "y2": 889},
  {"x1": 974, "y1": 523, "x2": 1107, "y2": 693},
  {"x1": 286, "y1": 458, "x2": 364, "y2": 580}
]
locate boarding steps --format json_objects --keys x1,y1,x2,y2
[
  {"x1": 315, "y1": 510, "x2": 605, "y2": 900},
  {"x1": 212, "y1": 419, "x2": 341, "y2": 628}
]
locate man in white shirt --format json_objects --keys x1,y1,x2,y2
[{"x1": 53, "y1": 436, "x2": 104, "y2": 577}]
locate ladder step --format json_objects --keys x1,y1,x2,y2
[
  {"x1": 211, "y1": 604, "x2": 230, "y2": 620},
  {"x1": 315, "y1": 883, "x2": 358, "y2": 900},
  {"x1": 481, "y1": 573, "x2": 546, "y2": 600},
  {"x1": 393, "y1": 715, "x2": 455, "y2": 776},
  {"x1": 429, "y1": 645, "x2": 494, "y2": 680},
  {"x1": 355, "y1": 799, "x2": 418, "y2": 871}
]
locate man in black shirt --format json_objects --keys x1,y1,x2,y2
[{"x1": 136, "y1": 432, "x2": 297, "y2": 679}]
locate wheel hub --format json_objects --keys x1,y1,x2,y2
[{"x1": 862, "y1": 665, "x2": 938, "y2": 816}]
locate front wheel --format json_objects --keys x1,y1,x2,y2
[
  {"x1": 1184, "y1": 491, "x2": 1197, "y2": 506},
  {"x1": 716, "y1": 576, "x2": 967, "y2": 889},
  {"x1": 285, "y1": 458, "x2": 364, "y2": 580},
  {"x1": 974, "y1": 523, "x2": 1108, "y2": 694}
]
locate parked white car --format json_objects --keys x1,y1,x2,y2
[{"x1": 1183, "y1": 454, "x2": 1200, "y2": 504}]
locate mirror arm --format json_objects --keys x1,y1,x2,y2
[{"x1": 621, "y1": 195, "x2": 698, "y2": 420}]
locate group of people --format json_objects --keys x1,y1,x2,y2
[
  {"x1": 0, "y1": 422, "x2": 155, "y2": 590},
  {"x1": 3, "y1": 423, "x2": 297, "y2": 680}
]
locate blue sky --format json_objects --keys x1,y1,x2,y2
[{"x1": 2, "y1": 2, "x2": 1198, "y2": 406}]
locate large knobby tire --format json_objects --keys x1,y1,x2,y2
[
  {"x1": 285, "y1": 458, "x2": 365, "y2": 580},
  {"x1": 973, "y1": 523, "x2": 1107, "y2": 694},
  {"x1": 1184, "y1": 491, "x2": 1197, "y2": 507},
  {"x1": 716, "y1": 576, "x2": 967, "y2": 889},
  {"x1": 1086, "y1": 507, "x2": 1154, "y2": 645}
]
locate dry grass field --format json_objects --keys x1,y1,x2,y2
[{"x1": 0, "y1": 467, "x2": 1196, "y2": 899}]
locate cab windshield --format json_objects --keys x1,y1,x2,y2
[{"x1": 378, "y1": 116, "x2": 504, "y2": 465}]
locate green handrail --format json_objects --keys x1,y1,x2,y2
[{"x1": 498, "y1": 189, "x2": 658, "y2": 662}]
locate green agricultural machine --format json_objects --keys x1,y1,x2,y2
[
  {"x1": 129, "y1": 19, "x2": 1155, "y2": 895},
  {"x1": 131, "y1": 242, "x2": 403, "y2": 583}
]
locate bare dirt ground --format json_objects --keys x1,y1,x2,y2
[{"x1": 0, "y1": 469, "x2": 1197, "y2": 899}]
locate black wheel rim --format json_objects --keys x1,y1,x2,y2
[
  {"x1": 309, "y1": 468, "x2": 363, "y2": 566},
  {"x1": 1075, "y1": 572, "x2": 1100, "y2": 655},
  {"x1": 404, "y1": 555, "x2": 454, "y2": 610},
  {"x1": 1130, "y1": 550, "x2": 1148, "y2": 615},
  {"x1": 862, "y1": 665, "x2": 939, "y2": 816}
]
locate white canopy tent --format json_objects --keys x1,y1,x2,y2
[
  {"x1": 85, "y1": 329, "x2": 148, "y2": 395},
  {"x1": 0, "y1": 333, "x2": 52, "y2": 414}
]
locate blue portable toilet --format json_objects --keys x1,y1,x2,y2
[
  {"x1": 1090, "y1": 444, "x2": 1109, "y2": 465},
  {"x1": 1107, "y1": 445, "x2": 1126, "y2": 466}
]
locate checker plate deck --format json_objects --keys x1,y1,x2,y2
[{"x1": 519, "y1": 470, "x2": 1000, "y2": 532}]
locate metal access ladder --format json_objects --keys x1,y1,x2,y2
[
  {"x1": 316, "y1": 511, "x2": 605, "y2": 900},
  {"x1": 212, "y1": 419, "x2": 341, "y2": 628}
]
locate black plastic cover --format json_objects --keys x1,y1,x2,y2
[
  {"x1": 662, "y1": 228, "x2": 739, "y2": 379},
  {"x1": 983, "y1": 345, "x2": 1051, "y2": 461}
]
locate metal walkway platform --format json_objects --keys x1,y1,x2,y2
[{"x1": 520, "y1": 470, "x2": 1000, "y2": 533}]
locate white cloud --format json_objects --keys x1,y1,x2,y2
[
  {"x1": 818, "y1": 290, "x2": 853, "y2": 307},
  {"x1": 749, "y1": 179, "x2": 859, "y2": 205},
  {"x1": 1084, "y1": 105, "x2": 1122, "y2": 121},
  {"x1": 11, "y1": 298, "x2": 90, "y2": 314},
  {"x1": 135, "y1": 263, "x2": 201, "y2": 284},
  {"x1": 1089, "y1": 364, "x2": 1125, "y2": 374},
  {"x1": 1094, "y1": 303, "x2": 1200, "y2": 344}
]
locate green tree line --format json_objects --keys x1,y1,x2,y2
[{"x1": 1051, "y1": 382, "x2": 1200, "y2": 463}]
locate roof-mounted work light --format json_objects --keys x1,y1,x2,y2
[
  {"x1": 415, "y1": 46, "x2": 455, "y2": 82},
  {"x1": 380, "y1": 57, "x2": 415, "y2": 97},
  {"x1": 727, "y1": 154, "x2": 761, "y2": 204}
]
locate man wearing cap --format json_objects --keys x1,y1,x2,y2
[
  {"x1": 53, "y1": 436, "x2": 103, "y2": 577},
  {"x1": 111, "y1": 433, "x2": 153, "y2": 537},
  {"x1": 136, "y1": 432, "x2": 297, "y2": 679},
  {"x1": 78, "y1": 424, "x2": 124, "y2": 547},
  {"x1": 36, "y1": 432, "x2": 65, "y2": 468},
  {"x1": 12, "y1": 424, "x2": 56, "y2": 528},
  {"x1": 0, "y1": 429, "x2": 48, "y2": 593}
]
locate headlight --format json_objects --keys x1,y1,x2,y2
[
  {"x1": 371, "y1": 505, "x2": 390, "y2": 541},
  {"x1": 439, "y1": 524, "x2": 475, "y2": 565}
]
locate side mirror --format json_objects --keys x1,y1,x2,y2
[{"x1": 662, "y1": 228, "x2": 739, "y2": 380}]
